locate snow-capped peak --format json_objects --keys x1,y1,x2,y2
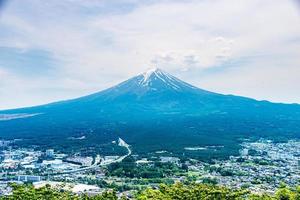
[
  {"x1": 137, "y1": 67, "x2": 195, "y2": 91},
  {"x1": 140, "y1": 67, "x2": 166, "y2": 86},
  {"x1": 142, "y1": 68, "x2": 160, "y2": 82}
]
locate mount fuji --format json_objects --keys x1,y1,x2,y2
[{"x1": 1, "y1": 68, "x2": 300, "y2": 159}]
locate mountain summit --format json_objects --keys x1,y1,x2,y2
[
  {"x1": 87, "y1": 68, "x2": 211, "y2": 100},
  {"x1": 136, "y1": 68, "x2": 196, "y2": 90},
  {"x1": 0, "y1": 68, "x2": 300, "y2": 159}
]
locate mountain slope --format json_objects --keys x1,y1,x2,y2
[{"x1": 1, "y1": 68, "x2": 300, "y2": 160}]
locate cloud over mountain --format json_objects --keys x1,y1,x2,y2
[{"x1": 0, "y1": 0, "x2": 299, "y2": 109}]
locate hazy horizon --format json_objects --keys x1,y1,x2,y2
[
  {"x1": 1, "y1": 67, "x2": 300, "y2": 111},
  {"x1": 1, "y1": 0, "x2": 300, "y2": 109}
]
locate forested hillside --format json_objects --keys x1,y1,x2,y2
[{"x1": 1, "y1": 69, "x2": 300, "y2": 160}]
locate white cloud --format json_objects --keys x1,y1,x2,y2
[{"x1": 0, "y1": 0, "x2": 299, "y2": 108}]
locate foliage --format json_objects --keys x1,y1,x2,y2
[
  {"x1": 0, "y1": 183, "x2": 118, "y2": 200},
  {"x1": 136, "y1": 183, "x2": 300, "y2": 200},
  {"x1": 1, "y1": 182, "x2": 299, "y2": 200},
  {"x1": 106, "y1": 157, "x2": 185, "y2": 179},
  {"x1": 136, "y1": 182, "x2": 249, "y2": 200}
]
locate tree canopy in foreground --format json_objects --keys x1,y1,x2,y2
[{"x1": 1, "y1": 182, "x2": 299, "y2": 200}]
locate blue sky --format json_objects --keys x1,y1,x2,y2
[{"x1": 0, "y1": 0, "x2": 300, "y2": 109}]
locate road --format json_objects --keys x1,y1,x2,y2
[{"x1": 52, "y1": 138, "x2": 131, "y2": 175}]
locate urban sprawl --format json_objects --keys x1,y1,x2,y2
[{"x1": 0, "y1": 138, "x2": 299, "y2": 198}]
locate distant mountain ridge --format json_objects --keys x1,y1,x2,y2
[{"x1": 1, "y1": 68, "x2": 300, "y2": 160}]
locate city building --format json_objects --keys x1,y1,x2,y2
[
  {"x1": 17, "y1": 175, "x2": 42, "y2": 183},
  {"x1": 46, "y1": 149, "x2": 55, "y2": 157}
]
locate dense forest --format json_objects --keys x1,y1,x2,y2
[{"x1": 1, "y1": 182, "x2": 299, "y2": 200}]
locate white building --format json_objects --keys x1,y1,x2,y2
[
  {"x1": 46, "y1": 149, "x2": 55, "y2": 157},
  {"x1": 240, "y1": 148, "x2": 249, "y2": 157},
  {"x1": 42, "y1": 159, "x2": 63, "y2": 168},
  {"x1": 17, "y1": 175, "x2": 41, "y2": 182}
]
